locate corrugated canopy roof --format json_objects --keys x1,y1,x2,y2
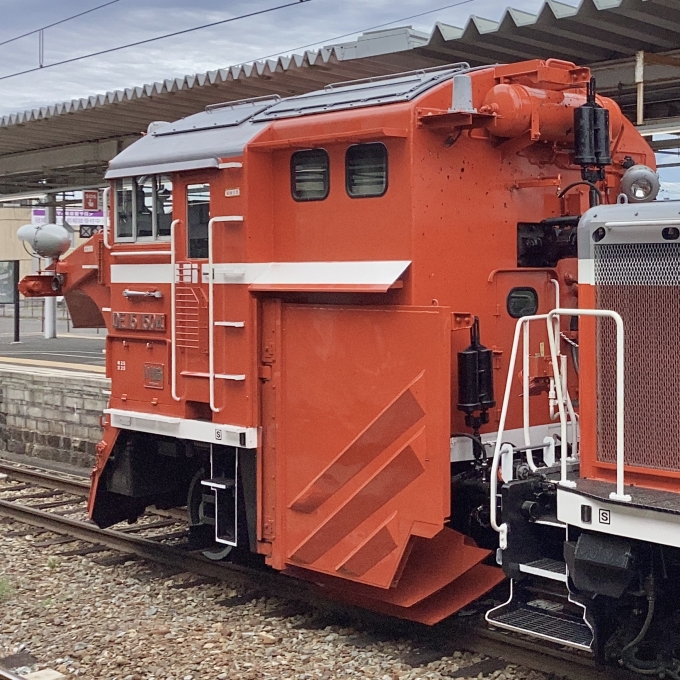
[{"x1": 1, "y1": 0, "x2": 678, "y2": 196}]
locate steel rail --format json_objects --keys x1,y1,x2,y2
[
  {"x1": 0, "y1": 670, "x2": 29, "y2": 680},
  {"x1": 0, "y1": 460, "x2": 89, "y2": 496},
  {"x1": 0, "y1": 463, "x2": 637, "y2": 680},
  {"x1": 0, "y1": 495, "x2": 294, "y2": 596}
]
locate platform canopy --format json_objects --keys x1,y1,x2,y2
[{"x1": 1, "y1": 0, "x2": 679, "y2": 197}]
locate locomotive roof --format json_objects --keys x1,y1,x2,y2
[{"x1": 105, "y1": 63, "x2": 470, "y2": 179}]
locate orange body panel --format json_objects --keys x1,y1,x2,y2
[{"x1": 262, "y1": 304, "x2": 451, "y2": 585}]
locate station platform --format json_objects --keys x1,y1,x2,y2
[{"x1": 0, "y1": 316, "x2": 105, "y2": 373}]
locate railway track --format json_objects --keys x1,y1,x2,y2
[{"x1": 0, "y1": 458, "x2": 637, "y2": 680}]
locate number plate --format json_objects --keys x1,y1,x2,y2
[{"x1": 112, "y1": 312, "x2": 166, "y2": 332}]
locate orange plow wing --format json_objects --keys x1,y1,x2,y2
[
  {"x1": 260, "y1": 303, "x2": 503, "y2": 622},
  {"x1": 287, "y1": 528, "x2": 504, "y2": 625}
]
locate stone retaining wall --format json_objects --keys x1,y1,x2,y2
[{"x1": 0, "y1": 365, "x2": 109, "y2": 468}]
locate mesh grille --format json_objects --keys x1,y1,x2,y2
[
  {"x1": 594, "y1": 243, "x2": 680, "y2": 286},
  {"x1": 595, "y1": 243, "x2": 680, "y2": 471}
]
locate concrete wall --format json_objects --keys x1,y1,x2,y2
[
  {"x1": 0, "y1": 206, "x2": 33, "y2": 280},
  {"x1": 0, "y1": 365, "x2": 109, "y2": 469}
]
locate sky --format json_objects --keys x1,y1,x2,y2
[
  {"x1": 1, "y1": 0, "x2": 676, "y2": 187},
  {"x1": 0, "y1": 0, "x2": 563, "y2": 116}
]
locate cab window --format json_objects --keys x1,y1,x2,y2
[
  {"x1": 346, "y1": 143, "x2": 387, "y2": 198},
  {"x1": 135, "y1": 176, "x2": 154, "y2": 239},
  {"x1": 115, "y1": 179, "x2": 134, "y2": 240},
  {"x1": 291, "y1": 149, "x2": 329, "y2": 201},
  {"x1": 156, "y1": 176, "x2": 173, "y2": 238},
  {"x1": 507, "y1": 287, "x2": 539, "y2": 318},
  {"x1": 114, "y1": 174, "x2": 173, "y2": 241},
  {"x1": 187, "y1": 183, "x2": 210, "y2": 259}
]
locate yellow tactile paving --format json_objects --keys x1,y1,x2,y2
[{"x1": 0, "y1": 356, "x2": 106, "y2": 373}]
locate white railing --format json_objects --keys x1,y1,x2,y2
[
  {"x1": 490, "y1": 306, "x2": 582, "y2": 547},
  {"x1": 208, "y1": 215, "x2": 244, "y2": 413},
  {"x1": 169, "y1": 219, "x2": 182, "y2": 402},
  {"x1": 102, "y1": 186, "x2": 111, "y2": 249},
  {"x1": 546, "y1": 309, "x2": 629, "y2": 502},
  {"x1": 491, "y1": 314, "x2": 551, "y2": 548}
]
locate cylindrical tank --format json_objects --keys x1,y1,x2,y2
[
  {"x1": 480, "y1": 84, "x2": 623, "y2": 143},
  {"x1": 457, "y1": 349, "x2": 481, "y2": 412},
  {"x1": 477, "y1": 346, "x2": 495, "y2": 410}
]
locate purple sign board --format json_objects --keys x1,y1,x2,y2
[{"x1": 32, "y1": 207, "x2": 104, "y2": 226}]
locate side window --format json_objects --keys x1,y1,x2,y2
[
  {"x1": 291, "y1": 149, "x2": 329, "y2": 201},
  {"x1": 115, "y1": 179, "x2": 134, "y2": 240},
  {"x1": 156, "y1": 176, "x2": 173, "y2": 238},
  {"x1": 346, "y1": 142, "x2": 387, "y2": 198},
  {"x1": 507, "y1": 287, "x2": 539, "y2": 318},
  {"x1": 187, "y1": 183, "x2": 210, "y2": 259}
]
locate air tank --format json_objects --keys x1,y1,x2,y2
[{"x1": 481, "y1": 83, "x2": 622, "y2": 144}]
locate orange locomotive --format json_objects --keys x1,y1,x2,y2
[{"x1": 20, "y1": 59, "x2": 672, "y2": 669}]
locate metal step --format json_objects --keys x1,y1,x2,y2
[
  {"x1": 487, "y1": 602, "x2": 593, "y2": 650},
  {"x1": 518, "y1": 558, "x2": 568, "y2": 583},
  {"x1": 201, "y1": 477, "x2": 235, "y2": 490},
  {"x1": 533, "y1": 514, "x2": 566, "y2": 528}
]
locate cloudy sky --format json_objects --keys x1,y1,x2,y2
[{"x1": 0, "y1": 0, "x2": 565, "y2": 116}]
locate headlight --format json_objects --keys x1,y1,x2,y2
[
  {"x1": 17, "y1": 223, "x2": 71, "y2": 259},
  {"x1": 621, "y1": 164, "x2": 660, "y2": 203}
]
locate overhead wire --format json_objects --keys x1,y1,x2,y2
[
  {"x1": 0, "y1": 0, "x2": 312, "y2": 82},
  {"x1": 0, "y1": 0, "x2": 122, "y2": 48}
]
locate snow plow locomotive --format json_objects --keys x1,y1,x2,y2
[{"x1": 20, "y1": 58, "x2": 680, "y2": 672}]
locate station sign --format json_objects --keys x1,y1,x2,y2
[
  {"x1": 82, "y1": 190, "x2": 101, "y2": 211},
  {"x1": 32, "y1": 207, "x2": 104, "y2": 226},
  {"x1": 79, "y1": 225, "x2": 104, "y2": 238}
]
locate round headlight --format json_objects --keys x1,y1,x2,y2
[{"x1": 621, "y1": 164, "x2": 660, "y2": 203}]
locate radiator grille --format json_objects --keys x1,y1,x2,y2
[{"x1": 594, "y1": 243, "x2": 680, "y2": 471}]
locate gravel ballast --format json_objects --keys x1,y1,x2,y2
[{"x1": 0, "y1": 515, "x2": 551, "y2": 680}]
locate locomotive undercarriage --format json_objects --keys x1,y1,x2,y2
[
  {"x1": 487, "y1": 453, "x2": 680, "y2": 678},
  {"x1": 91, "y1": 431, "x2": 259, "y2": 561}
]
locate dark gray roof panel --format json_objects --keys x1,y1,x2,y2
[
  {"x1": 251, "y1": 64, "x2": 469, "y2": 121},
  {"x1": 154, "y1": 96, "x2": 281, "y2": 136},
  {"x1": 105, "y1": 116, "x2": 269, "y2": 179}
]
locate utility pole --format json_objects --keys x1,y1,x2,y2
[{"x1": 44, "y1": 196, "x2": 57, "y2": 339}]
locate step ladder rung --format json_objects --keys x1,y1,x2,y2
[
  {"x1": 214, "y1": 321, "x2": 245, "y2": 328},
  {"x1": 519, "y1": 558, "x2": 568, "y2": 583},
  {"x1": 487, "y1": 604, "x2": 593, "y2": 650},
  {"x1": 201, "y1": 477, "x2": 235, "y2": 490}
]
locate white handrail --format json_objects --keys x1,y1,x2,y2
[
  {"x1": 102, "y1": 186, "x2": 111, "y2": 249},
  {"x1": 490, "y1": 442, "x2": 514, "y2": 549},
  {"x1": 490, "y1": 314, "x2": 549, "y2": 541},
  {"x1": 208, "y1": 216, "x2": 244, "y2": 413},
  {"x1": 522, "y1": 320, "x2": 538, "y2": 472},
  {"x1": 546, "y1": 309, "x2": 629, "y2": 501},
  {"x1": 523, "y1": 279, "x2": 561, "y2": 468},
  {"x1": 170, "y1": 219, "x2": 181, "y2": 402}
]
